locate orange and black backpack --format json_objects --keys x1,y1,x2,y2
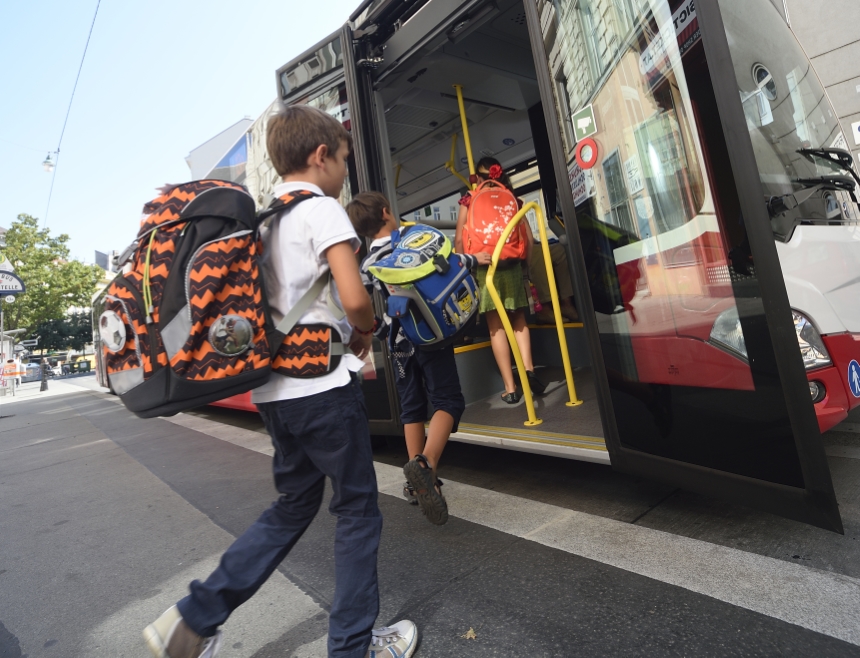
[{"x1": 98, "y1": 180, "x2": 343, "y2": 418}]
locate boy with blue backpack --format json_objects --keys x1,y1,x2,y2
[{"x1": 347, "y1": 191, "x2": 489, "y2": 525}]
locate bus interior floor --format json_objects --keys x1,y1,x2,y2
[{"x1": 458, "y1": 366, "x2": 605, "y2": 440}]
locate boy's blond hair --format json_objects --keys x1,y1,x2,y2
[
  {"x1": 267, "y1": 104, "x2": 353, "y2": 177},
  {"x1": 347, "y1": 191, "x2": 391, "y2": 238}
]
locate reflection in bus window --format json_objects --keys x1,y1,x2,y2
[
  {"x1": 721, "y1": 0, "x2": 854, "y2": 237},
  {"x1": 534, "y1": 0, "x2": 806, "y2": 485}
]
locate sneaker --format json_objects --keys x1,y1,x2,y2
[
  {"x1": 404, "y1": 454, "x2": 448, "y2": 525},
  {"x1": 143, "y1": 605, "x2": 223, "y2": 658},
  {"x1": 403, "y1": 480, "x2": 419, "y2": 505},
  {"x1": 366, "y1": 620, "x2": 418, "y2": 658}
]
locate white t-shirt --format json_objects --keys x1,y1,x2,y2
[{"x1": 252, "y1": 181, "x2": 362, "y2": 403}]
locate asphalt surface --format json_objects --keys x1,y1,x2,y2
[{"x1": 2, "y1": 378, "x2": 860, "y2": 657}]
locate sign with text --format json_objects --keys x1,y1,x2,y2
[
  {"x1": 0, "y1": 272, "x2": 24, "y2": 294},
  {"x1": 568, "y1": 159, "x2": 597, "y2": 207},
  {"x1": 639, "y1": 0, "x2": 700, "y2": 86}
]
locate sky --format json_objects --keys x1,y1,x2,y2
[{"x1": 0, "y1": 0, "x2": 362, "y2": 263}]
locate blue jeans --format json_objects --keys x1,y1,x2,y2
[{"x1": 177, "y1": 378, "x2": 383, "y2": 658}]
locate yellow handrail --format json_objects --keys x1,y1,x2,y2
[
  {"x1": 532, "y1": 205, "x2": 582, "y2": 408},
  {"x1": 444, "y1": 133, "x2": 471, "y2": 189},
  {"x1": 485, "y1": 202, "x2": 581, "y2": 427},
  {"x1": 453, "y1": 84, "x2": 476, "y2": 188}
]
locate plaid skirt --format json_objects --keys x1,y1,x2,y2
[{"x1": 476, "y1": 261, "x2": 528, "y2": 314}]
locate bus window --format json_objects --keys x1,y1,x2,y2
[
  {"x1": 534, "y1": 0, "x2": 809, "y2": 487},
  {"x1": 719, "y1": 0, "x2": 855, "y2": 240}
]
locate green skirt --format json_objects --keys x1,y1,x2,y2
[{"x1": 476, "y1": 261, "x2": 528, "y2": 314}]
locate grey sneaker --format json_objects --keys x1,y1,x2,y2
[
  {"x1": 143, "y1": 605, "x2": 222, "y2": 658},
  {"x1": 365, "y1": 620, "x2": 418, "y2": 658}
]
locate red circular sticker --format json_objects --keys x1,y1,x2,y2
[{"x1": 575, "y1": 137, "x2": 599, "y2": 169}]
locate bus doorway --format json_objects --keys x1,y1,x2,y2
[
  {"x1": 347, "y1": 0, "x2": 845, "y2": 531},
  {"x1": 360, "y1": 0, "x2": 609, "y2": 462}
]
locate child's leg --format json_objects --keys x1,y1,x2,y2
[
  {"x1": 422, "y1": 410, "x2": 455, "y2": 471},
  {"x1": 486, "y1": 310, "x2": 517, "y2": 394},
  {"x1": 176, "y1": 400, "x2": 330, "y2": 638},
  {"x1": 418, "y1": 346, "x2": 465, "y2": 471},
  {"x1": 392, "y1": 343, "x2": 430, "y2": 461},
  {"x1": 404, "y1": 421, "x2": 426, "y2": 460},
  {"x1": 511, "y1": 309, "x2": 535, "y2": 372}
]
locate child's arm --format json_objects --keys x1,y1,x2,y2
[
  {"x1": 326, "y1": 241, "x2": 374, "y2": 358},
  {"x1": 455, "y1": 204, "x2": 468, "y2": 254}
]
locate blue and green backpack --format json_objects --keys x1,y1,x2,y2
[{"x1": 368, "y1": 225, "x2": 479, "y2": 350}]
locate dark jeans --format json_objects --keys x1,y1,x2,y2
[{"x1": 177, "y1": 378, "x2": 382, "y2": 658}]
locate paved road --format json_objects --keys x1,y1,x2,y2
[{"x1": 1, "y1": 381, "x2": 860, "y2": 657}]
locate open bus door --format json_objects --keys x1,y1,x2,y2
[{"x1": 345, "y1": 0, "x2": 844, "y2": 531}]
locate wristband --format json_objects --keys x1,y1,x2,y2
[{"x1": 354, "y1": 317, "x2": 380, "y2": 336}]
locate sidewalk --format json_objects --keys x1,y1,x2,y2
[{"x1": 0, "y1": 378, "x2": 94, "y2": 405}]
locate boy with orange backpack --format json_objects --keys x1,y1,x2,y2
[
  {"x1": 455, "y1": 157, "x2": 545, "y2": 404},
  {"x1": 142, "y1": 106, "x2": 416, "y2": 658}
]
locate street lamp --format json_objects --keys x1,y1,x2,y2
[{"x1": 42, "y1": 153, "x2": 55, "y2": 173}]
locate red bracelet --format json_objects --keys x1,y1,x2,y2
[{"x1": 354, "y1": 317, "x2": 378, "y2": 336}]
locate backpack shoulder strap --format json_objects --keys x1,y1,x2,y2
[
  {"x1": 274, "y1": 272, "x2": 330, "y2": 336},
  {"x1": 259, "y1": 190, "x2": 333, "y2": 336},
  {"x1": 257, "y1": 189, "x2": 319, "y2": 224}
]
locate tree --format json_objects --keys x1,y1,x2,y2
[
  {"x1": 3, "y1": 215, "x2": 104, "y2": 336},
  {"x1": 31, "y1": 312, "x2": 93, "y2": 352}
]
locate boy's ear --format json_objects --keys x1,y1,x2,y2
[{"x1": 308, "y1": 144, "x2": 329, "y2": 168}]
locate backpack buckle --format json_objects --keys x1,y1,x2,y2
[{"x1": 432, "y1": 254, "x2": 450, "y2": 274}]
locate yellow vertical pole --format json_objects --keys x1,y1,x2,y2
[
  {"x1": 445, "y1": 133, "x2": 471, "y2": 189},
  {"x1": 453, "y1": 84, "x2": 476, "y2": 188},
  {"x1": 532, "y1": 204, "x2": 582, "y2": 407},
  {"x1": 485, "y1": 205, "x2": 541, "y2": 426}
]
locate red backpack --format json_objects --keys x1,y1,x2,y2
[{"x1": 462, "y1": 180, "x2": 528, "y2": 260}]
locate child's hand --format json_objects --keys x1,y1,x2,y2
[
  {"x1": 349, "y1": 332, "x2": 373, "y2": 360},
  {"x1": 475, "y1": 252, "x2": 492, "y2": 265}
]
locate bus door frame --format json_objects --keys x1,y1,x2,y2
[
  {"x1": 342, "y1": 23, "x2": 405, "y2": 436},
  {"x1": 522, "y1": 0, "x2": 842, "y2": 532}
]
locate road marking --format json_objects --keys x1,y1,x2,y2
[
  {"x1": 82, "y1": 555, "x2": 324, "y2": 658},
  {"x1": 162, "y1": 412, "x2": 860, "y2": 646},
  {"x1": 167, "y1": 412, "x2": 274, "y2": 456}
]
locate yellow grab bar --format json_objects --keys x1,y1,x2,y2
[
  {"x1": 532, "y1": 204, "x2": 582, "y2": 408},
  {"x1": 485, "y1": 202, "x2": 581, "y2": 427},
  {"x1": 444, "y1": 133, "x2": 471, "y2": 189},
  {"x1": 453, "y1": 84, "x2": 476, "y2": 188}
]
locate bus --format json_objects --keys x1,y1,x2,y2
[{"x1": 100, "y1": 0, "x2": 860, "y2": 532}]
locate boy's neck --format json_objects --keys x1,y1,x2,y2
[
  {"x1": 281, "y1": 170, "x2": 324, "y2": 190},
  {"x1": 372, "y1": 227, "x2": 395, "y2": 241}
]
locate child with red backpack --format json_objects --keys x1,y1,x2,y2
[{"x1": 455, "y1": 157, "x2": 546, "y2": 403}]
